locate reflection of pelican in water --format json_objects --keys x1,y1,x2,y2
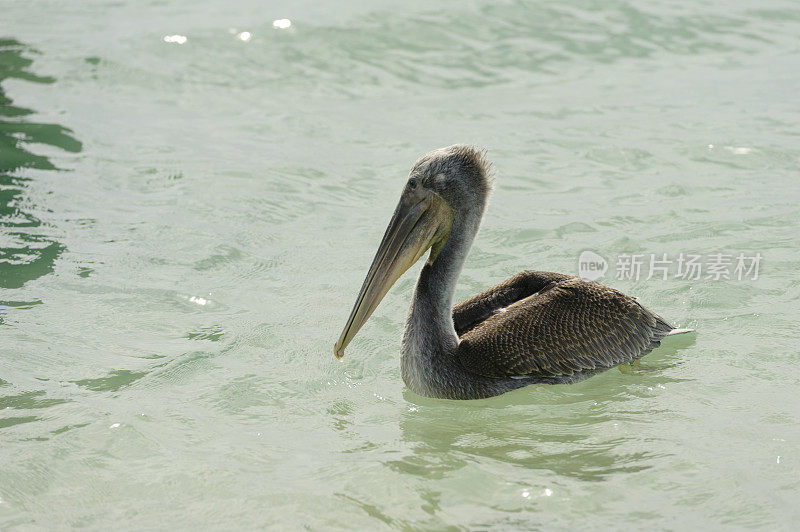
[{"x1": 335, "y1": 145, "x2": 693, "y2": 399}]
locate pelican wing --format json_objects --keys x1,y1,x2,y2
[
  {"x1": 456, "y1": 276, "x2": 674, "y2": 378},
  {"x1": 453, "y1": 270, "x2": 573, "y2": 336}
]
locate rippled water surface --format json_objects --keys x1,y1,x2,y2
[{"x1": 2, "y1": 0, "x2": 799, "y2": 529}]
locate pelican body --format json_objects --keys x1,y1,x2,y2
[{"x1": 335, "y1": 145, "x2": 691, "y2": 400}]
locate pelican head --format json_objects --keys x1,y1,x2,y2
[{"x1": 334, "y1": 145, "x2": 493, "y2": 359}]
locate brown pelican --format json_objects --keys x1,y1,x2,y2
[{"x1": 334, "y1": 145, "x2": 692, "y2": 400}]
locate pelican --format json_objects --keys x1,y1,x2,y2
[{"x1": 334, "y1": 145, "x2": 692, "y2": 400}]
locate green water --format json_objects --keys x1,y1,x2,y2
[{"x1": 2, "y1": 0, "x2": 799, "y2": 529}]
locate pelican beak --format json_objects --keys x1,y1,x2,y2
[{"x1": 334, "y1": 192, "x2": 452, "y2": 359}]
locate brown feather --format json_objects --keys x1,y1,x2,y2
[{"x1": 454, "y1": 272, "x2": 674, "y2": 379}]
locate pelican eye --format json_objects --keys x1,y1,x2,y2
[{"x1": 409, "y1": 178, "x2": 419, "y2": 190}]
